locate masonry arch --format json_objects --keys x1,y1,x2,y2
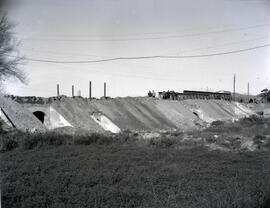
[
  {"x1": 33, "y1": 111, "x2": 46, "y2": 123},
  {"x1": 193, "y1": 112, "x2": 199, "y2": 117}
]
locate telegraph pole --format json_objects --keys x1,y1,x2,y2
[{"x1": 233, "y1": 74, "x2": 236, "y2": 101}]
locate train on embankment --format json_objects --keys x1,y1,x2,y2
[{"x1": 156, "y1": 90, "x2": 232, "y2": 101}]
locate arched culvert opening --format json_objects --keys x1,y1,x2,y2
[
  {"x1": 33, "y1": 111, "x2": 45, "y2": 123},
  {"x1": 193, "y1": 112, "x2": 199, "y2": 117}
]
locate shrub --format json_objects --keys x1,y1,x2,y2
[
  {"x1": 149, "y1": 137, "x2": 178, "y2": 148},
  {"x1": 263, "y1": 139, "x2": 270, "y2": 150},
  {"x1": 0, "y1": 131, "x2": 27, "y2": 152},
  {"x1": 0, "y1": 131, "x2": 119, "y2": 152},
  {"x1": 211, "y1": 120, "x2": 225, "y2": 127},
  {"x1": 117, "y1": 131, "x2": 138, "y2": 143},
  {"x1": 0, "y1": 136, "x2": 19, "y2": 152},
  {"x1": 253, "y1": 135, "x2": 266, "y2": 147},
  {"x1": 229, "y1": 137, "x2": 242, "y2": 150},
  {"x1": 74, "y1": 133, "x2": 113, "y2": 145},
  {"x1": 226, "y1": 124, "x2": 242, "y2": 133},
  {"x1": 20, "y1": 132, "x2": 75, "y2": 150},
  {"x1": 207, "y1": 122, "x2": 237, "y2": 134},
  {"x1": 241, "y1": 115, "x2": 264, "y2": 125}
]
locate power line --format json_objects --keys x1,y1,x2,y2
[
  {"x1": 23, "y1": 35, "x2": 270, "y2": 58},
  {"x1": 178, "y1": 36, "x2": 270, "y2": 54},
  {"x1": 21, "y1": 20, "x2": 267, "y2": 39},
  {"x1": 19, "y1": 35, "x2": 270, "y2": 80},
  {"x1": 20, "y1": 23, "x2": 270, "y2": 42},
  {"x1": 18, "y1": 43, "x2": 270, "y2": 64}
]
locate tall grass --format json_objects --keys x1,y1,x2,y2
[
  {"x1": 1, "y1": 117, "x2": 270, "y2": 207},
  {"x1": 1, "y1": 143, "x2": 270, "y2": 208},
  {"x1": 1, "y1": 116, "x2": 270, "y2": 152}
]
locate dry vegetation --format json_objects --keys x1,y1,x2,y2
[{"x1": 1, "y1": 117, "x2": 270, "y2": 208}]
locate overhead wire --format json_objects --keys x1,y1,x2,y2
[
  {"x1": 14, "y1": 43, "x2": 270, "y2": 64},
  {"x1": 20, "y1": 20, "x2": 268, "y2": 39},
  {"x1": 22, "y1": 35, "x2": 270, "y2": 60},
  {"x1": 20, "y1": 23, "x2": 270, "y2": 42},
  {"x1": 18, "y1": 37, "x2": 268, "y2": 82}
]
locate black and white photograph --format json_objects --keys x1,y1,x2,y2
[{"x1": 1, "y1": 0, "x2": 270, "y2": 207}]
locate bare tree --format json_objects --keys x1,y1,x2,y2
[{"x1": 0, "y1": 2, "x2": 25, "y2": 89}]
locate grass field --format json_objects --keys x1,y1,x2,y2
[{"x1": 1, "y1": 117, "x2": 270, "y2": 208}]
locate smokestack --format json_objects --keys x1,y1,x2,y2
[
  {"x1": 104, "y1": 82, "x2": 106, "y2": 98},
  {"x1": 233, "y1": 74, "x2": 236, "y2": 101},
  {"x1": 72, "y1": 85, "x2": 74, "y2": 97},
  {"x1": 57, "y1": 84, "x2": 60, "y2": 97},
  {"x1": 89, "y1": 81, "x2": 92, "y2": 99}
]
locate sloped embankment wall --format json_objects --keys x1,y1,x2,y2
[
  {"x1": 0, "y1": 95, "x2": 46, "y2": 132},
  {"x1": 47, "y1": 97, "x2": 256, "y2": 133},
  {"x1": 14, "y1": 96, "x2": 256, "y2": 133},
  {"x1": 50, "y1": 98, "x2": 105, "y2": 133},
  {"x1": 88, "y1": 98, "x2": 178, "y2": 131}
]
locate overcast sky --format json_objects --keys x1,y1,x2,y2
[{"x1": 5, "y1": 0, "x2": 270, "y2": 97}]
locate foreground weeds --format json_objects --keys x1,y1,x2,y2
[
  {"x1": 1, "y1": 116, "x2": 270, "y2": 153},
  {"x1": 1, "y1": 144, "x2": 270, "y2": 208},
  {"x1": 0, "y1": 131, "x2": 136, "y2": 152},
  {"x1": 1, "y1": 117, "x2": 270, "y2": 207}
]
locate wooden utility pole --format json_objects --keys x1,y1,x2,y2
[
  {"x1": 104, "y1": 82, "x2": 106, "y2": 98},
  {"x1": 72, "y1": 85, "x2": 74, "y2": 97},
  {"x1": 57, "y1": 84, "x2": 60, "y2": 97},
  {"x1": 89, "y1": 81, "x2": 92, "y2": 99},
  {"x1": 233, "y1": 74, "x2": 236, "y2": 101}
]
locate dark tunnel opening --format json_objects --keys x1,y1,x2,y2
[
  {"x1": 193, "y1": 112, "x2": 199, "y2": 117},
  {"x1": 33, "y1": 111, "x2": 45, "y2": 123}
]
